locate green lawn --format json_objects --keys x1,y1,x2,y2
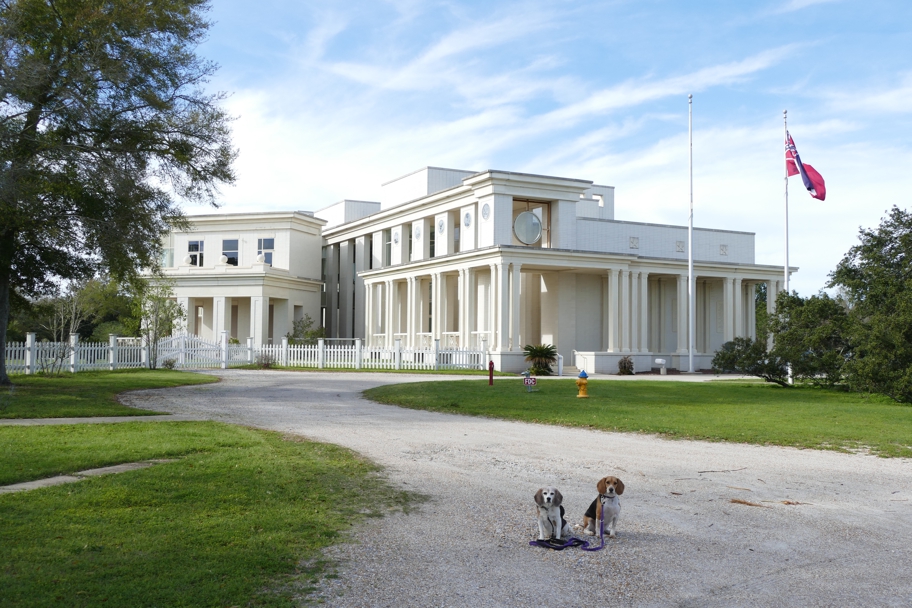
[
  {"x1": 364, "y1": 379, "x2": 912, "y2": 458},
  {"x1": 0, "y1": 369, "x2": 218, "y2": 418},
  {"x1": 0, "y1": 422, "x2": 417, "y2": 607}
]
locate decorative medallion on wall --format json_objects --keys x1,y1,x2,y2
[
  {"x1": 393, "y1": 231, "x2": 399, "y2": 245},
  {"x1": 629, "y1": 236, "x2": 640, "y2": 249},
  {"x1": 437, "y1": 219, "x2": 445, "y2": 234},
  {"x1": 513, "y1": 211, "x2": 543, "y2": 245},
  {"x1": 481, "y1": 203, "x2": 490, "y2": 220},
  {"x1": 464, "y1": 212, "x2": 472, "y2": 227},
  {"x1": 720, "y1": 244, "x2": 729, "y2": 256},
  {"x1": 414, "y1": 226, "x2": 421, "y2": 240},
  {"x1": 676, "y1": 240, "x2": 685, "y2": 253}
]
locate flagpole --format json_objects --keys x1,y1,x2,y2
[
  {"x1": 687, "y1": 94, "x2": 694, "y2": 374},
  {"x1": 783, "y1": 109, "x2": 789, "y2": 293}
]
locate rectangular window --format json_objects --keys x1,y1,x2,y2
[
  {"x1": 222, "y1": 239, "x2": 239, "y2": 266},
  {"x1": 188, "y1": 240, "x2": 204, "y2": 266},
  {"x1": 383, "y1": 229, "x2": 391, "y2": 267},
  {"x1": 257, "y1": 238, "x2": 274, "y2": 266}
]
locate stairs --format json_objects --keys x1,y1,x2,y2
[{"x1": 559, "y1": 365, "x2": 580, "y2": 377}]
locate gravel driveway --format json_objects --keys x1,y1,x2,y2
[{"x1": 122, "y1": 370, "x2": 912, "y2": 607}]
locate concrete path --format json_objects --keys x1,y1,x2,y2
[
  {"x1": 0, "y1": 414, "x2": 206, "y2": 426},
  {"x1": 113, "y1": 369, "x2": 912, "y2": 608},
  {"x1": 0, "y1": 460, "x2": 176, "y2": 494}
]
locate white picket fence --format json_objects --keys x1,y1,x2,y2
[{"x1": 4, "y1": 333, "x2": 487, "y2": 374}]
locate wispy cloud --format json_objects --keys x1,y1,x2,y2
[
  {"x1": 774, "y1": 0, "x2": 842, "y2": 14},
  {"x1": 824, "y1": 74, "x2": 912, "y2": 114}
]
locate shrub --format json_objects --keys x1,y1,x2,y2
[
  {"x1": 523, "y1": 344, "x2": 557, "y2": 376},
  {"x1": 161, "y1": 358, "x2": 177, "y2": 370},
  {"x1": 617, "y1": 356, "x2": 634, "y2": 375},
  {"x1": 255, "y1": 353, "x2": 275, "y2": 369},
  {"x1": 712, "y1": 337, "x2": 789, "y2": 387}
]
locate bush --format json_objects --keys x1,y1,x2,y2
[
  {"x1": 712, "y1": 337, "x2": 789, "y2": 387},
  {"x1": 617, "y1": 356, "x2": 634, "y2": 375},
  {"x1": 255, "y1": 353, "x2": 275, "y2": 369},
  {"x1": 161, "y1": 358, "x2": 177, "y2": 370},
  {"x1": 523, "y1": 344, "x2": 557, "y2": 376}
]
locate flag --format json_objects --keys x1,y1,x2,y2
[{"x1": 785, "y1": 131, "x2": 826, "y2": 201}]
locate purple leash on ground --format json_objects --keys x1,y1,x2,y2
[{"x1": 528, "y1": 503, "x2": 605, "y2": 552}]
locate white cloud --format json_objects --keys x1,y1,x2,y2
[{"x1": 774, "y1": 0, "x2": 842, "y2": 14}]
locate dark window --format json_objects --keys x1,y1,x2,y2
[
  {"x1": 188, "y1": 240, "x2": 204, "y2": 266},
  {"x1": 257, "y1": 238, "x2": 274, "y2": 266},
  {"x1": 222, "y1": 239, "x2": 238, "y2": 266}
]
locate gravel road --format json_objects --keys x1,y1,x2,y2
[{"x1": 121, "y1": 370, "x2": 912, "y2": 607}]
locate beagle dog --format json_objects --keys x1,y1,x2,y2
[
  {"x1": 534, "y1": 487, "x2": 572, "y2": 540},
  {"x1": 575, "y1": 476, "x2": 624, "y2": 538}
]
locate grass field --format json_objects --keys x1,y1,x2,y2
[
  {"x1": 0, "y1": 369, "x2": 218, "y2": 418},
  {"x1": 364, "y1": 379, "x2": 912, "y2": 458},
  {"x1": 0, "y1": 422, "x2": 417, "y2": 607}
]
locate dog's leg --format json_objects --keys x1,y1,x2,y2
[
  {"x1": 537, "y1": 518, "x2": 547, "y2": 540},
  {"x1": 551, "y1": 515, "x2": 562, "y2": 540},
  {"x1": 608, "y1": 515, "x2": 617, "y2": 538}
]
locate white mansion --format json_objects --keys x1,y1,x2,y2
[{"x1": 161, "y1": 167, "x2": 790, "y2": 373}]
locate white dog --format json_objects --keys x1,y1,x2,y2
[
  {"x1": 534, "y1": 487, "x2": 572, "y2": 540},
  {"x1": 575, "y1": 476, "x2": 624, "y2": 538}
]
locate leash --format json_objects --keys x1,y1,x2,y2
[{"x1": 529, "y1": 503, "x2": 606, "y2": 552}]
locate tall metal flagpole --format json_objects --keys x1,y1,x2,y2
[
  {"x1": 783, "y1": 109, "x2": 789, "y2": 293},
  {"x1": 687, "y1": 94, "x2": 694, "y2": 373}
]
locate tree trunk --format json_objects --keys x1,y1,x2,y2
[{"x1": 0, "y1": 272, "x2": 11, "y2": 386}]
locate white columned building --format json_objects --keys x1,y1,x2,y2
[{"x1": 317, "y1": 167, "x2": 792, "y2": 373}]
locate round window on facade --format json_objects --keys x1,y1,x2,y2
[
  {"x1": 513, "y1": 211, "x2": 542, "y2": 245},
  {"x1": 481, "y1": 203, "x2": 490, "y2": 220}
]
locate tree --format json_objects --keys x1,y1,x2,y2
[
  {"x1": 523, "y1": 343, "x2": 558, "y2": 375},
  {"x1": 711, "y1": 336, "x2": 790, "y2": 387},
  {"x1": 768, "y1": 291, "x2": 851, "y2": 388},
  {"x1": 829, "y1": 206, "x2": 912, "y2": 402},
  {"x1": 286, "y1": 314, "x2": 325, "y2": 346},
  {"x1": 0, "y1": 0, "x2": 235, "y2": 384},
  {"x1": 131, "y1": 278, "x2": 183, "y2": 369}
]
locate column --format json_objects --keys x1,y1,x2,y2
[
  {"x1": 176, "y1": 296, "x2": 190, "y2": 334},
  {"x1": 213, "y1": 296, "x2": 227, "y2": 336},
  {"x1": 488, "y1": 264, "x2": 497, "y2": 346},
  {"x1": 676, "y1": 275, "x2": 688, "y2": 354},
  {"x1": 324, "y1": 244, "x2": 338, "y2": 338},
  {"x1": 607, "y1": 269, "x2": 619, "y2": 352},
  {"x1": 406, "y1": 276, "x2": 416, "y2": 347},
  {"x1": 639, "y1": 272, "x2": 649, "y2": 352},
  {"x1": 733, "y1": 277, "x2": 743, "y2": 338},
  {"x1": 511, "y1": 263, "x2": 521, "y2": 351},
  {"x1": 620, "y1": 270, "x2": 630, "y2": 352},
  {"x1": 458, "y1": 269, "x2": 466, "y2": 348},
  {"x1": 432, "y1": 273, "x2": 442, "y2": 341},
  {"x1": 747, "y1": 282, "x2": 757, "y2": 340},
  {"x1": 385, "y1": 280, "x2": 394, "y2": 347},
  {"x1": 353, "y1": 236, "x2": 370, "y2": 340},
  {"x1": 630, "y1": 271, "x2": 639, "y2": 352},
  {"x1": 601, "y1": 276, "x2": 609, "y2": 350},
  {"x1": 497, "y1": 262, "x2": 509, "y2": 351},
  {"x1": 466, "y1": 268, "x2": 476, "y2": 349},
  {"x1": 338, "y1": 240, "x2": 354, "y2": 338},
  {"x1": 364, "y1": 281, "x2": 373, "y2": 346},
  {"x1": 250, "y1": 296, "x2": 268, "y2": 347},
  {"x1": 723, "y1": 277, "x2": 734, "y2": 343}
]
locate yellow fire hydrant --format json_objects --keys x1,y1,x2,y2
[{"x1": 576, "y1": 370, "x2": 589, "y2": 398}]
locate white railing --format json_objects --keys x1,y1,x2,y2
[{"x1": 4, "y1": 333, "x2": 489, "y2": 373}]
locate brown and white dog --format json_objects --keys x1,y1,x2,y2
[
  {"x1": 534, "y1": 487, "x2": 572, "y2": 540},
  {"x1": 575, "y1": 476, "x2": 624, "y2": 538}
]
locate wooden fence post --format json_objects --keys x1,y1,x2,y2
[
  {"x1": 395, "y1": 339, "x2": 402, "y2": 370},
  {"x1": 221, "y1": 330, "x2": 229, "y2": 369},
  {"x1": 281, "y1": 336, "x2": 289, "y2": 367},
  {"x1": 69, "y1": 333, "x2": 78, "y2": 373},
  {"x1": 355, "y1": 338, "x2": 362, "y2": 370},
  {"x1": 318, "y1": 338, "x2": 325, "y2": 369}
]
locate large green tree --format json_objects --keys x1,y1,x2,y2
[
  {"x1": 829, "y1": 206, "x2": 912, "y2": 402},
  {"x1": 0, "y1": 0, "x2": 235, "y2": 384}
]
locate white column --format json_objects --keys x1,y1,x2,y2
[
  {"x1": 723, "y1": 277, "x2": 734, "y2": 343},
  {"x1": 213, "y1": 296, "x2": 227, "y2": 336},
  {"x1": 467, "y1": 268, "x2": 476, "y2": 349},
  {"x1": 630, "y1": 271, "x2": 639, "y2": 352},
  {"x1": 406, "y1": 276, "x2": 415, "y2": 348},
  {"x1": 511, "y1": 263, "x2": 521, "y2": 351},
  {"x1": 497, "y1": 262, "x2": 509, "y2": 351},
  {"x1": 734, "y1": 277, "x2": 743, "y2": 338},
  {"x1": 432, "y1": 273, "x2": 441, "y2": 341},
  {"x1": 747, "y1": 282, "x2": 756, "y2": 340},
  {"x1": 251, "y1": 296, "x2": 268, "y2": 347},
  {"x1": 608, "y1": 268, "x2": 619, "y2": 352},
  {"x1": 620, "y1": 270, "x2": 630, "y2": 352},
  {"x1": 601, "y1": 276, "x2": 609, "y2": 350},
  {"x1": 363, "y1": 281, "x2": 372, "y2": 346},
  {"x1": 639, "y1": 272, "x2": 649, "y2": 352},
  {"x1": 488, "y1": 264, "x2": 497, "y2": 346},
  {"x1": 385, "y1": 280, "x2": 394, "y2": 347},
  {"x1": 176, "y1": 297, "x2": 190, "y2": 334},
  {"x1": 677, "y1": 275, "x2": 688, "y2": 354},
  {"x1": 458, "y1": 269, "x2": 466, "y2": 348}
]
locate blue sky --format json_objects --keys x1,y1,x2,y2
[{"x1": 196, "y1": 0, "x2": 912, "y2": 296}]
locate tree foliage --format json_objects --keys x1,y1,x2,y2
[
  {"x1": 286, "y1": 314, "x2": 325, "y2": 346},
  {"x1": 0, "y1": 0, "x2": 235, "y2": 383},
  {"x1": 711, "y1": 336, "x2": 789, "y2": 387},
  {"x1": 829, "y1": 206, "x2": 912, "y2": 402},
  {"x1": 768, "y1": 291, "x2": 851, "y2": 388}
]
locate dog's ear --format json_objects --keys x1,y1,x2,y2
[
  {"x1": 553, "y1": 489, "x2": 563, "y2": 507},
  {"x1": 596, "y1": 477, "x2": 608, "y2": 495},
  {"x1": 534, "y1": 488, "x2": 544, "y2": 506},
  {"x1": 615, "y1": 478, "x2": 625, "y2": 495}
]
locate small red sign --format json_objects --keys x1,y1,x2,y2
[{"x1": 523, "y1": 377, "x2": 537, "y2": 386}]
